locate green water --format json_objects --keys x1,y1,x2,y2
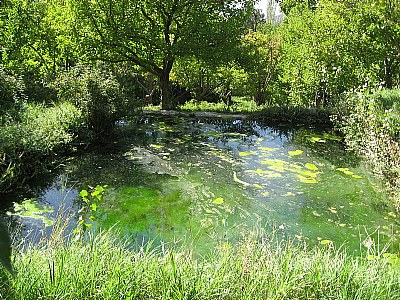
[{"x1": 4, "y1": 116, "x2": 400, "y2": 253}]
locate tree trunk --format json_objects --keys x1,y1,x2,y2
[
  {"x1": 159, "y1": 58, "x2": 175, "y2": 110},
  {"x1": 384, "y1": 58, "x2": 393, "y2": 89},
  {"x1": 159, "y1": 71, "x2": 173, "y2": 110}
]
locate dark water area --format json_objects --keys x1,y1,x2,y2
[{"x1": 2, "y1": 116, "x2": 399, "y2": 254}]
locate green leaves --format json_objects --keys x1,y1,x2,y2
[{"x1": 75, "y1": 185, "x2": 107, "y2": 238}]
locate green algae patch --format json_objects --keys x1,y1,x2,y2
[
  {"x1": 305, "y1": 163, "x2": 319, "y2": 171},
  {"x1": 238, "y1": 151, "x2": 256, "y2": 157},
  {"x1": 260, "y1": 159, "x2": 287, "y2": 172},
  {"x1": 288, "y1": 150, "x2": 304, "y2": 156},
  {"x1": 7, "y1": 199, "x2": 54, "y2": 226},
  {"x1": 213, "y1": 198, "x2": 224, "y2": 205}
]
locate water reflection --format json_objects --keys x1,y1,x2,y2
[{"x1": 2, "y1": 116, "x2": 399, "y2": 253}]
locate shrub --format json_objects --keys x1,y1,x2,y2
[
  {"x1": 0, "y1": 102, "x2": 83, "y2": 192},
  {"x1": 0, "y1": 67, "x2": 26, "y2": 124},
  {"x1": 337, "y1": 89, "x2": 400, "y2": 207},
  {"x1": 54, "y1": 63, "x2": 135, "y2": 134}
]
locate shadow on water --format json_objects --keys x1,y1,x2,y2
[{"x1": 1, "y1": 116, "x2": 399, "y2": 254}]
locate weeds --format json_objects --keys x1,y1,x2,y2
[{"x1": 1, "y1": 222, "x2": 399, "y2": 299}]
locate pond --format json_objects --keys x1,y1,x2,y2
[{"x1": 2, "y1": 116, "x2": 399, "y2": 254}]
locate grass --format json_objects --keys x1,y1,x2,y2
[
  {"x1": 141, "y1": 97, "x2": 333, "y2": 126},
  {"x1": 1, "y1": 220, "x2": 399, "y2": 299},
  {"x1": 178, "y1": 97, "x2": 262, "y2": 113}
]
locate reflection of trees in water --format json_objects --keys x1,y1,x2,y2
[
  {"x1": 291, "y1": 128, "x2": 361, "y2": 167},
  {"x1": 0, "y1": 164, "x2": 65, "y2": 212}
]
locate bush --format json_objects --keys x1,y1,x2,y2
[
  {"x1": 0, "y1": 102, "x2": 83, "y2": 192},
  {"x1": 0, "y1": 67, "x2": 26, "y2": 124},
  {"x1": 337, "y1": 89, "x2": 400, "y2": 207},
  {"x1": 54, "y1": 63, "x2": 135, "y2": 134}
]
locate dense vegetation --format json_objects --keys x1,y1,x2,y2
[
  {"x1": 1, "y1": 0, "x2": 400, "y2": 297},
  {"x1": 1, "y1": 221, "x2": 400, "y2": 299}
]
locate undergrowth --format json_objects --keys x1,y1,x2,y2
[{"x1": 0, "y1": 102, "x2": 85, "y2": 192}]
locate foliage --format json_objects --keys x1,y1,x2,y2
[
  {"x1": 1, "y1": 224, "x2": 400, "y2": 299},
  {"x1": 177, "y1": 96, "x2": 332, "y2": 124},
  {"x1": 337, "y1": 89, "x2": 400, "y2": 207},
  {"x1": 277, "y1": 0, "x2": 400, "y2": 107},
  {"x1": 239, "y1": 27, "x2": 281, "y2": 105},
  {"x1": 179, "y1": 97, "x2": 262, "y2": 113},
  {"x1": 54, "y1": 63, "x2": 134, "y2": 134},
  {"x1": 278, "y1": 0, "x2": 318, "y2": 15},
  {"x1": 0, "y1": 102, "x2": 83, "y2": 192},
  {"x1": 173, "y1": 58, "x2": 249, "y2": 103},
  {"x1": 0, "y1": 66, "x2": 26, "y2": 124},
  {"x1": 0, "y1": 222, "x2": 12, "y2": 276},
  {"x1": 74, "y1": 185, "x2": 107, "y2": 239},
  {"x1": 0, "y1": 0, "x2": 77, "y2": 76},
  {"x1": 72, "y1": 0, "x2": 252, "y2": 109}
]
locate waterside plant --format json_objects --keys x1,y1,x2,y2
[
  {"x1": 1, "y1": 223, "x2": 399, "y2": 300},
  {"x1": 337, "y1": 89, "x2": 400, "y2": 208}
]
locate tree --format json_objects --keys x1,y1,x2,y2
[
  {"x1": 356, "y1": 0, "x2": 400, "y2": 88},
  {"x1": 278, "y1": 0, "x2": 317, "y2": 15},
  {"x1": 240, "y1": 27, "x2": 281, "y2": 105},
  {"x1": 0, "y1": 0, "x2": 77, "y2": 76},
  {"x1": 73, "y1": 0, "x2": 252, "y2": 109}
]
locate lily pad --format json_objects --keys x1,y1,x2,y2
[
  {"x1": 312, "y1": 211, "x2": 321, "y2": 217},
  {"x1": 238, "y1": 151, "x2": 256, "y2": 157},
  {"x1": 309, "y1": 137, "x2": 326, "y2": 143},
  {"x1": 296, "y1": 175, "x2": 317, "y2": 184},
  {"x1": 295, "y1": 169, "x2": 318, "y2": 178},
  {"x1": 328, "y1": 207, "x2": 337, "y2": 214},
  {"x1": 260, "y1": 159, "x2": 287, "y2": 172},
  {"x1": 336, "y1": 168, "x2": 354, "y2": 175},
  {"x1": 288, "y1": 150, "x2": 303, "y2": 156},
  {"x1": 305, "y1": 163, "x2": 319, "y2": 171},
  {"x1": 150, "y1": 144, "x2": 164, "y2": 149}
]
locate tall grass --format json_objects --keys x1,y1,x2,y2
[{"x1": 1, "y1": 223, "x2": 399, "y2": 299}]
